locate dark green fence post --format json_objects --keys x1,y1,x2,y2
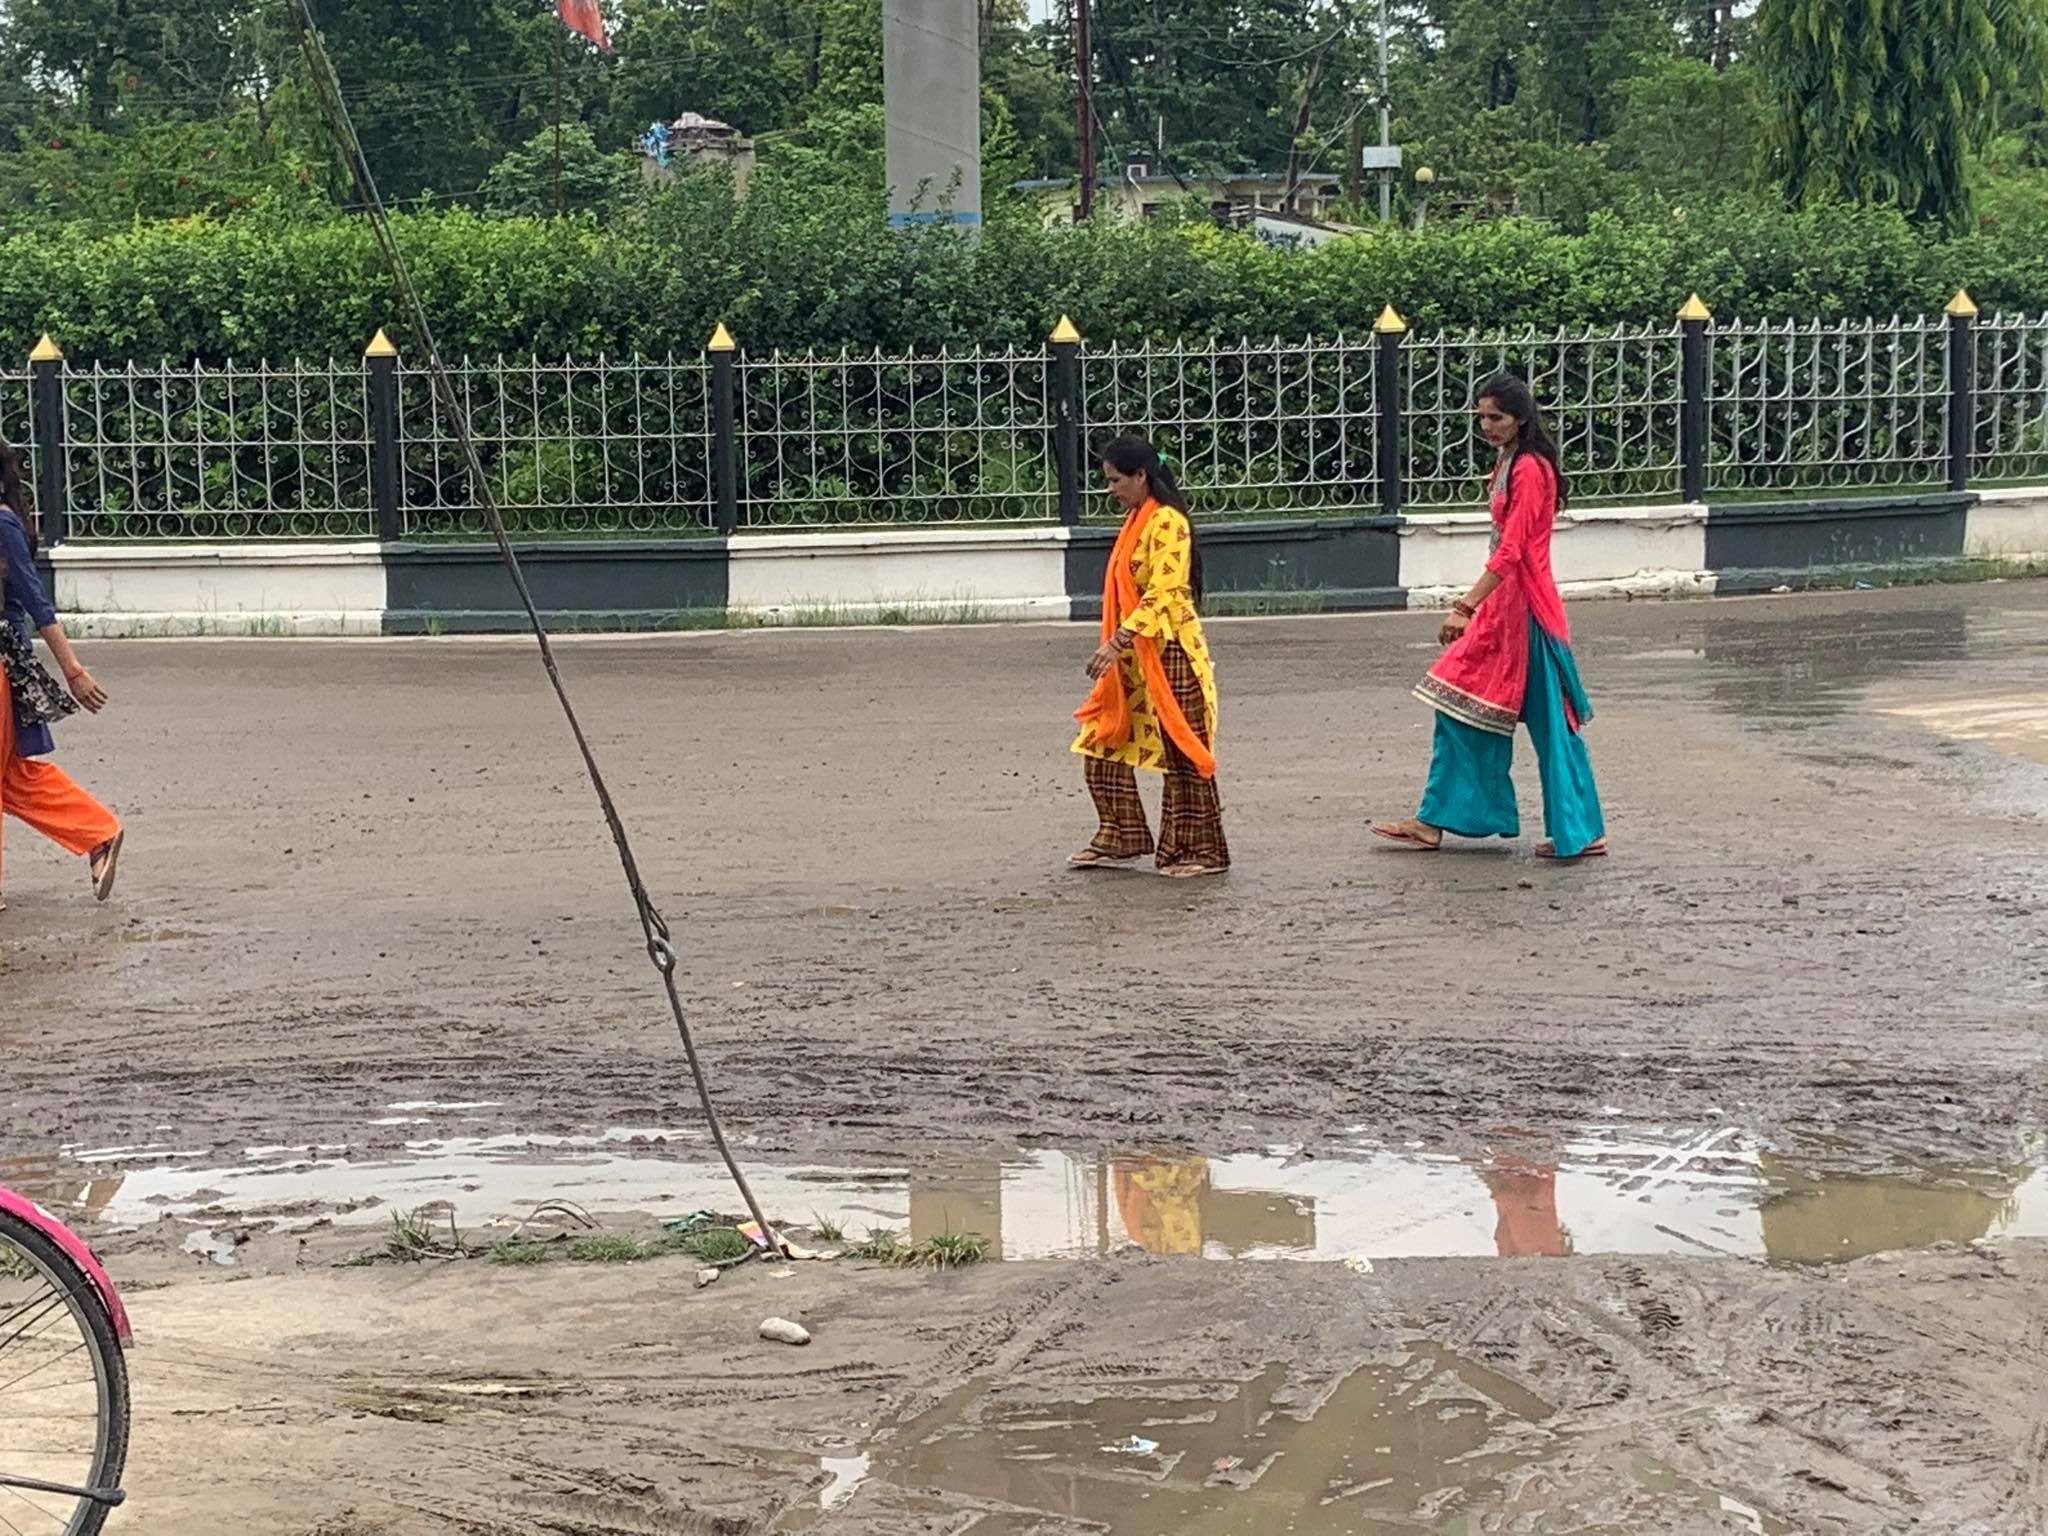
[
  {"x1": 709, "y1": 322, "x2": 739, "y2": 535},
  {"x1": 29, "y1": 334, "x2": 65, "y2": 548},
  {"x1": 365, "y1": 328, "x2": 402, "y2": 543},
  {"x1": 1051, "y1": 315, "x2": 1084, "y2": 526},
  {"x1": 1945, "y1": 289, "x2": 1978, "y2": 494},
  {"x1": 1373, "y1": 305, "x2": 1406, "y2": 518},
  {"x1": 1678, "y1": 293, "x2": 1711, "y2": 504}
]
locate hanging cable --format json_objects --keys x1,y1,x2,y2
[{"x1": 287, "y1": 0, "x2": 786, "y2": 1260}]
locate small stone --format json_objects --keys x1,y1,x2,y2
[
  {"x1": 695, "y1": 1268, "x2": 719, "y2": 1289},
  {"x1": 760, "y1": 1317, "x2": 811, "y2": 1346},
  {"x1": 1517, "y1": 879, "x2": 1535, "y2": 891}
]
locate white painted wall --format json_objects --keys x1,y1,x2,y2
[
  {"x1": 1398, "y1": 504, "x2": 1712, "y2": 604},
  {"x1": 51, "y1": 543, "x2": 385, "y2": 637},
  {"x1": 1968, "y1": 487, "x2": 2048, "y2": 560},
  {"x1": 726, "y1": 525, "x2": 1070, "y2": 623}
]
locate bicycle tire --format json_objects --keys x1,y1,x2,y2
[{"x1": 0, "y1": 1208, "x2": 130, "y2": 1536}]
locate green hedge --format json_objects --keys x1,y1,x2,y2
[{"x1": 5, "y1": 176, "x2": 2046, "y2": 365}]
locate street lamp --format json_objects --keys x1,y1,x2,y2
[{"x1": 1413, "y1": 164, "x2": 1435, "y2": 231}]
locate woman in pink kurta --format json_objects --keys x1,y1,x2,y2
[{"x1": 1371, "y1": 374, "x2": 1607, "y2": 859}]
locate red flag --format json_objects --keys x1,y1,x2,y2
[{"x1": 558, "y1": 0, "x2": 610, "y2": 48}]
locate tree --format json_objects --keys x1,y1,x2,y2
[
  {"x1": 1756, "y1": 0, "x2": 2048, "y2": 229},
  {"x1": 480, "y1": 123, "x2": 639, "y2": 216}
]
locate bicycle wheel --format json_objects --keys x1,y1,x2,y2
[{"x1": 0, "y1": 1209, "x2": 129, "y2": 1536}]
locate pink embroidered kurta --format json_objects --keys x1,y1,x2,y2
[{"x1": 1415, "y1": 452, "x2": 1572, "y2": 736}]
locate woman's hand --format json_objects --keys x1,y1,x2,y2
[
  {"x1": 1085, "y1": 629, "x2": 1134, "y2": 680},
  {"x1": 66, "y1": 668, "x2": 108, "y2": 713},
  {"x1": 1437, "y1": 610, "x2": 1471, "y2": 648}
]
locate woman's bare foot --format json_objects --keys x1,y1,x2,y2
[
  {"x1": 1369, "y1": 818, "x2": 1442, "y2": 851},
  {"x1": 90, "y1": 831, "x2": 124, "y2": 901}
]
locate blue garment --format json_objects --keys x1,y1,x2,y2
[
  {"x1": 1, "y1": 507, "x2": 57, "y2": 757},
  {"x1": 1418, "y1": 618, "x2": 1605, "y2": 857}
]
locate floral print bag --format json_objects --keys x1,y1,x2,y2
[{"x1": 1, "y1": 621, "x2": 77, "y2": 733}]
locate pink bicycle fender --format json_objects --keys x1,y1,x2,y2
[{"x1": 0, "y1": 1189, "x2": 132, "y2": 1344}]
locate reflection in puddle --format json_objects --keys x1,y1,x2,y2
[
  {"x1": 796, "y1": 1350, "x2": 1789, "y2": 1534},
  {"x1": 5, "y1": 1126, "x2": 2040, "y2": 1267}
]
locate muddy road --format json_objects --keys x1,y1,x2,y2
[
  {"x1": 3, "y1": 584, "x2": 2046, "y2": 1535},
  {"x1": 3, "y1": 585, "x2": 2042, "y2": 1174}
]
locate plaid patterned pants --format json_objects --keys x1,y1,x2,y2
[{"x1": 1083, "y1": 643, "x2": 1229, "y2": 870}]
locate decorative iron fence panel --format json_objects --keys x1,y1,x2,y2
[
  {"x1": 1, "y1": 370, "x2": 30, "y2": 496},
  {"x1": 1404, "y1": 324, "x2": 1682, "y2": 507},
  {"x1": 1972, "y1": 312, "x2": 2048, "y2": 484},
  {"x1": 734, "y1": 347, "x2": 1056, "y2": 527},
  {"x1": 397, "y1": 356, "x2": 713, "y2": 538},
  {"x1": 1077, "y1": 337, "x2": 1377, "y2": 522},
  {"x1": 1707, "y1": 317, "x2": 1948, "y2": 495},
  {"x1": 63, "y1": 360, "x2": 374, "y2": 540}
]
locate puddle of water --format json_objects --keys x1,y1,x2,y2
[
  {"x1": 816, "y1": 1450, "x2": 870, "y2": 1510},
  {"x1": 789, "y1": 1349, "x2": 1789, "y2": 1534},
  {"x1": 180, "y1": 1228, "x2": 238, "y2": 1267},
  {"x1": 7, "y1": 1127, "x2": 2040, "y2": 1268},
  {"x1": 1873, "y1": 688, "x2": 2048, "y2": 765}
]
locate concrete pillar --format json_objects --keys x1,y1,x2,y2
[{"x1": 883, "y1": 0, "x2": 982, "y2": 229}]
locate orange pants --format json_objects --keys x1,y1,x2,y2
[{"x1": 0, "y1": 689, "x2": 120, "y2": 891}]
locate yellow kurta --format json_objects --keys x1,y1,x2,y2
[{"x1": 1070, "y1": 505, "x2": 1220, "y2": 771}]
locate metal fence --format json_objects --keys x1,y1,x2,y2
[
  {"x1": 18, "y1": 305, "x2": 2047, "y2": 542},
  {"x1": 397, "y1": 356, "x2": 712, "y2": 538},
  {"x1": 1079, "y1": 338, "x2": 1378, "y2": 522},
  {"x1": 736, "y1": 347, "x2": 1053, "y2": 527}
]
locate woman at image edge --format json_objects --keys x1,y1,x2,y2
[
  {"x1": 1069, "y1": 435, "x2": 1229, "y2": 878},
  {"x1": 0, "y1": 438, "x2": 123, "y2": 911},
  {"x1": 1372, "y1": 374, "x2": 1607, "y2": 860}
]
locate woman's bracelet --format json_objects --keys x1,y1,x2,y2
[
  {"x1": 1451, "y1": 600, "x2": 1477, "y2": 620},
  {"x1": 63, "y1": 667, "x2": 86, "y2": 682}
]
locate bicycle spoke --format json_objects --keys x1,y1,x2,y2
[
  {"x1": 0, "y1": 1488, "x2": 47, "y2": 1533},
  {"x1": 0, "y1": 1289, "x2": 62, "y2": 1340},
  {"x1": 0, "y1": 1298, "x2": 69, "y2": 1364},
  {"x1": 0, "y1": 1343, "x2": 85, "y2": 1400}
]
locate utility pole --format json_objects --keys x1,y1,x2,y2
[
  {"x1": 1348, "y1": 107, "x2": 1364, "y2": 207},
  {"x1": 1375, "y1": 0, "x2": 1391, "y2": 222},
  {"x1": 552, "y1": 27, "x2": 565, "y2": 217},
  {"x1": 1075, "y1": 0, "x2": 1096, "y2": 219}
]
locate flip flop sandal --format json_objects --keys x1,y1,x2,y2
[
  {"x1": 1369, "y1": 822, "x2": 1442, "y2": 852},
  {"x1": 1069, "y1": 849, "x2": 1143, "y2": 869},
  {"x1": 1535, "y1": 839, "x2": 1608, "y2": 861},
  {"x1": 91, "y1": 831, "x2": 124, "y2": 901},
  {"x1": 1159, "y1": 862, "x2": 1226, "y2": 879}
]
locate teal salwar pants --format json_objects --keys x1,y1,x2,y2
[{"x1": 1418, "y1": 620, "x2": 1605, "y2": 857}]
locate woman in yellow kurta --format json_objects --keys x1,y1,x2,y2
[{"x1": 1070, "y1": 435, "x2": 1228, "y2": 878}]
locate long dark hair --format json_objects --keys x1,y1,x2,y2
[
  {"x1": 0, "y1": 437, "x2": 31, "y2": 554},
  {"x1": 1476, "y1": 372, "x2": 1569, "y2": 510},
  {"x1": 1100, "y1": 433, "x2": 1205, "y2": 606}
]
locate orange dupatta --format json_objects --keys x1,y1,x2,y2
[{"x1": 1072, "y1": 499, "x2": 1217, "y2": 779}]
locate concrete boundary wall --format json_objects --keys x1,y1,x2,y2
[{"x1": 47, "y1": 490, "x2": 2048, "y2": 636}]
